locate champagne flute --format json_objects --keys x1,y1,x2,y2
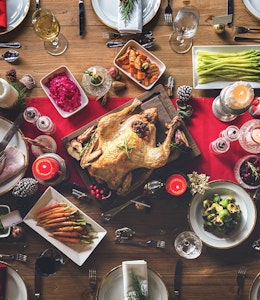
[
  {"x1": 169, "y1": 5, "x2": 200, "y2": 54},
  {"x1": 32, "y1": 8, "x2": 68, "y2": 56}
]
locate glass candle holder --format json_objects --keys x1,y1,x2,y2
[
  {"x1": 220, "y1": 125, "x2": 240, "y2": 142},
  {"x1": 82, "y1": 66, "x2": 112, "y2": 98},
  {"x1": 23, "y1": 107, "x2": 41, "y2": 124},
  {"x1": 174, "y1": 231, "x2": 202, "y2": 259},
  {"x1": 238, "y1": 119, "x2": 260, "y2": 154},
  {"x1": 209, "y1": 137, "x2": 230, "y2": 154},
  {"x1": 165, "y1": 174, "x2": 188, "y2": 196},
  {"x1": 36, "y1": 116, "x2": 56, "y2": 135},
  {"x1": 212, "y1": 81, "x2": 254, "y2": 122}
]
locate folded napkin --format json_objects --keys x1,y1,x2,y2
[
  {"x1": 122, "y1": 260, "x2": 148, "y2": 300},
  {"x1": 118, "y1": 0, "x2": 143, "y2": 34},
  {"x1": 0, "y1": 263, "x2": 7, "y2": 300},
  {"x1": 0, "y1": 0, "x2": 7, "y2": 29}
]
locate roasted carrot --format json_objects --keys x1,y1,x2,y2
[
  {"x1": 37, "y1": 216, "x2": 78, "y2": 226},
  {"x1": 36, "y1": 206, "x2": 72, "y2": 219},
  {"x1": 53, "y1": 226, "x2": 84, "y2": 232},
  {"x1": 40, "y1": 220, "x2": 87, "y2": 229},
  {"x1": 35, "y1": 203, "x2": 67, "y2": 216},
  {"x1": 51, "y1": 231, "x2": 81, "y2": 237},
  {"x1": 38, "y1": 209, "x2": 78, "y2": 221}
]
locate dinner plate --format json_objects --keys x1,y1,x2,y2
[
  {"x1": 192, "y1": 45, "x2": 260, "y2": 89},
  {"x1": 242, "y1": 0, "x2": 260, "y2": 19},
  {"x1": 0, "y1": 261, "x2": 28, "y2": 299},
  {"x1": 250, "y1": 273, "x2": 260, "y2": 300},
  {"x1": 0, "y1": 116, "x2": 29, "y2": 195},
  {"x1": 23, "y1": 187, "x2": 107, "y2": 266},
  {"x1": 188, "y1": 180, "x2": 257, "y2": 249},
  {"x1": 96, "y1": 265, "x2": 168, "y2": 300},
  {"x1": 0, "y1": 0, "x2": 30, "y2": 35},
  {"x1": 91, "y1": 0, "x2": 161, "y2": 29}
]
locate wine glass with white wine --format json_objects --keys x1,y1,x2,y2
[
  {"x1": 32, "y1": 8, "x2": 68, "y2": 56},
  {"x1": 169, "y1": 5, "x2": 200, "y2": 54}
]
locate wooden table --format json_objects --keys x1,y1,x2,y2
[{"x1": 0, "y1": 0, "x2": 259, "y2": 299}]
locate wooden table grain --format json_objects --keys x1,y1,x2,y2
[{"x1": 0, "y1": 0, "x2": 259, "y2": 299}]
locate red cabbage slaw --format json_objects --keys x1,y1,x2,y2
[{"x1": 47, "y1": 72, "x2": 81, "y2": 112}]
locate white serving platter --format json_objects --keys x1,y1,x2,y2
[
  {"x1": 192, "y1": 45, "x2": 260, "y2": 90},
  {"x1": 23, "y1": 187, "x2": 107, "y2": 266}
]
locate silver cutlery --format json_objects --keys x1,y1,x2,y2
[
  {"x1": 236, "y1": 266, "x2": 247, "y2": 299},
  {"x1": 115, "y1": 227, "x2": 166, "y2": 239},
  {"x1": 102, "y1": 30, "x2": 153, "y2": 40},
  {"x1": 166, "y1": 75, "x2": 175, "y2": 98},
  {"x1": 35, "y1": 0, "x2": 40, "y2": 10},
  {"x1": 234, "y1": 26, "x2": 260, "y2": 34},
  {"x1": 71, "y1": 188, "x2": 91, "y2": 201},
  {"x1": 0, "y1": 42, "x2": 21, "y2": 49},
  {"x1": 164, "y1": 0, "x2": 173, "y2": 23},
  {"x1": 115, "y1": 236, "x2": 166, "y2": 248},
  {"x1": 234, "y1": 36, "x2": 260, "y2": 42},
  {"x1": 89, "y1": 269, "x2": 97, "y2": 300},
  {"x1": 0, "y1": 253, "x2": 27, "y2": 262},
  {"x1": 173, "y1": 259, "x2": 182, "y2": 300},
  {"x1": 106, "y1": 38, "x2": 156, "y2": 49},
  {"x1": 1, "y1": 50, "x2": 19, "y2": 63}
]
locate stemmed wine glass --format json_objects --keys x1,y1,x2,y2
[
  {"x1": 169, "y1": 5, "x2": 200, "y2": 54},
  {"x1": 32, "y1": 8, "x2": 68, "y2": 56}
]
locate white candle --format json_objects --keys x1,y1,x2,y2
[{"x1": 0, "y1": 78, "x2": 19, "y2": 108}]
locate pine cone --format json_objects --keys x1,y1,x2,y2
[
  {"x1": 6, "y1": 69, "x2": 17, "y2": 82},
  {"x1": 177, "y1": 85, "x2": 192, "y2": 102},
  {"x1": 12, "y1": 178, "x2": 39, "y2": 198}
]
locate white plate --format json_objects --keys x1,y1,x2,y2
[
  {"x1": 0, "y1": 117, "x2": 28, "y2": 195},
  {"x1": 23, "y1": 187, "x2": 107, "y2": 266},
  {"x1": 0, "y1": 262, "x2": 28, "y2": 299},
  {"x1": 192, "y1": 45, "x2": 260, "y2": 89},
  {"x1": 40, "y1": 65, "x2": 89, "y2": 118},
  {"x1": 188, "y1": 180, "x2": 257, "y2": 249},
  {"x1": 250, "y1": 273, "x2": 260, "y2": 300},
  {"x1": 91, "y1": 0, "x2": 161, "y2": 29},
  {"x1": 97, "y1": 265, "x2": 168, "y2": 300},
  {"x1": 0, "y1": 0, "x2": 30, "y2": 35},
  {"x1": 243, "y1": 0, "x2": 260, "y2": 19},
  {"x1": 114, "y1": 40, "x2": 166, "y2": 90}
]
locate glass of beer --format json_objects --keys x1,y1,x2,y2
[{"x1": 32, "y1": 8, "x2": 68, "y2": 56}]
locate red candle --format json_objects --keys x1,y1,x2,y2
[
  {"x1": 166, "y1": 174, "x2": 187, "y2": 196},
  {"x1": 32, "y1": 157, "x2": 60, "y2": 181}
]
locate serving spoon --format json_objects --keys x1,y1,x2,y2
[
  {"x1": 100, "y1": 179, "x2": 165, "y2": 223},
  {"x1": 1, "y1": 50, "x2": 19, "y2": 63}
]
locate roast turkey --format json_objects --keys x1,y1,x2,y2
[{"x1": 77, "y1": 99, "x2": 189, "y2": 194}]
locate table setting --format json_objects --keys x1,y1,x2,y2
[{"x1": 0, "y1": 0, "x2": 259, "y2": 299}]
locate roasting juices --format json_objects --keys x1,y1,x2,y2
[{"x1": 220, "y1": 81, "x2": 254, "y2": 115}]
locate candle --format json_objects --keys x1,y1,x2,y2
[
  {"x1": 87, "y1": 68, "x2": 104, "y2": 86},
  {"x1": 166, "y1": 174, "x2": 188, "y2": 196},
  {"x1": 32, "y1": 157, "x2": 60, "y2": 181},
  {"x1": 0, "y1": 78, "x2": 18, "y2": 108}
]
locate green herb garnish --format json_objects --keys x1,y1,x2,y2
[
  {"x1": 247, "y1": 161, "x2": 260, "y2": 181},
  {"x1": 117, "y1": 138, "x2": 135, "y2": 159},
  {"x1": 127, "y1": 271, "x2": 149, "y2": 300},
  {"x1": 119, "y1": 0, "x2": 138, "y2": 25}
]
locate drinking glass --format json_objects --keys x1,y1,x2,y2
[
  {"x1": 32, "y1": 8, "x2": 68, "y2": 56},
  {"x1": 174, "y1": 231, "x2": 202, "y2": 259},
  {"x1": 169, "y1": 5, "x2": 200, "y2": 54}
]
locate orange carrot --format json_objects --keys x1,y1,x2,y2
[
  {"x1": 39, "y1": 209, "x2": 78, "y2": 221},
  {"x1": 54, "y1": 226, "x2": 84, "y2": 232},
  {"x1": 41, "y1": 221, "x2": 86, "y2": 229},
  {"x1": 51, "y1": 231, "x2": 80, "y2": 237},
  {"x1": 37, "y1": 216, "x2": 78, "y2": 226},
  {"x1": 36, "y1": 206, "x2": 71, "y2": 219},
  {"x1": 35, "y1": 203, "x2": 67, "y2": 216}
]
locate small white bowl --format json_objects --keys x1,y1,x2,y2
[
  {"x1": 40, "y1": 65, "x2": 89, "y2": 118},
  {"x1": 0, "y1": 205, "x2": 11, "y2": 238},
  {"x1": 114, "y1": 40, "x2": 166, "y2": 90}
]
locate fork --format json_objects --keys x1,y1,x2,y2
[
  {"x1": 236, "y1": 266, "x2": 247, "y2": 299},
  {"x1": 0, "y1": 253, "x2": 27, "y2": 262},
  {"x1": 164, "y1": 0, "x2": 173, "y2": 23},
  {"x1": 89, "y1": 269, "x2": 97, "y2": 299},
  {"x1": 114, "y1": 236, "x2": 166, "y2": 248}
]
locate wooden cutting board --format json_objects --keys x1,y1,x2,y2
[{"x1": 62, "y1": 84, "x2": 200, "y2": 196}]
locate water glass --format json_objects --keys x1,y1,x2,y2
[{"x1": 174, "y1": 231, "x2": 202, "y2": 259}]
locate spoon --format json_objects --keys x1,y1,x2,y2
[
  {"x1": 115, "y1": 227, "x2": 166, "y2": 239},
  {"x1": 1, "y1": 50, "x2": 19, "y2": 63},
  {"x1": 100, "y1": 179, "x2": 165, "y2": 223},
  {"x1": 234, "y1": 26, "x2": 260, "y2": 34}
]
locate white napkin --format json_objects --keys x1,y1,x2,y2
[
  {"x1": 118, "y1": 0, "x2": 143, "y2": 34},
  {"x1": 122, "y1": 260, "x2": 148, "y2": 300}
]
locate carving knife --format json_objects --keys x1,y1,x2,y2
[
  {"x1": 79, "y1": 0, "x2": 85, "y2": 36},
  {"x1": 227, "y1": 0, "x2": 233, "y2": 26},
  {"x1": 34, "y1": 266, "x2": 41, "y2": 299},
  {"x1": 174, "y1": 259, "x2": 182, "y2": 300},
  {"x1": 212, "y1": 0, "x2": 233, "y2": 26}
]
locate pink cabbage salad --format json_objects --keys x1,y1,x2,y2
[{"x1": 47, "y1": 72, "x2": 81, "y2": 112}]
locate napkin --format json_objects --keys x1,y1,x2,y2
[
  {"x1": 118, "y1": 0, "x2": 143, "y2": 34},
  {"x1": 0, "y1": 0, "x2": 7, "y2": 29},
  {"x1": 122, "y1": 260, "x2": 148, "y2": 300},
  {"x1": 0, "y1": 263, "x2": 7, "y2": 300}
]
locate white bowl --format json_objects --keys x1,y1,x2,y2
[
  {"x1": 0, "y1": 205, "x2": 11, "y2": 238},
  {"x1": 40, "y1": 65, "x2": 89, "y2": 118},
  {"x1": 188, "y1": 180, "x2": 257, "y2": 249},
  {"x1": 114, "y1": 40, "x2": 166, "y2": 90}
]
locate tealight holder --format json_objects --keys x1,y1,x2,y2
[
  {"x1": 82, "y1": 66, "x2": 112, "y2": 98},
  {"x1": 165, "y1": 173, "x2": 188, "y2": 196},
  {"x1": 209, "y1": 137, "x2": 230, "y2": 154}
]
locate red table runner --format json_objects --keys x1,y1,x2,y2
[{"x1": 23, "y1": 96, "x2": 253, "y2": 186}]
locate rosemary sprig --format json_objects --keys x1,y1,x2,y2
[
  {"x1": 119, "y1": 0, "x2": 138, "y2": 25},
  {"x1": 117, "y1": 138, "x2": 135, "y2": 159},
  {"x1": 247, "y1": 161, "x2": 260, "y2": 181},
  {"x1": 127, "y1": 271, "x2": 148, "y2": 300}
]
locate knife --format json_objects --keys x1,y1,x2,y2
[
  {"x1": 0, "y1": 113, "x2": 24, "y2": 154},
  {"x1": 227, "y1": 0, "x2": 233, "y2": 26},
  {"x1": 79, "y1": 0, "x2": 85, "y2": 36},
  {"x1": 0, "y1": 42, "x2": 21, "y2": 49},
  {"x1": 174, "y1": 259, "x2": 182, "y2": 300},
  {"x1": 34, "y1": 266, "x2": 41, "y2": 299}
]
